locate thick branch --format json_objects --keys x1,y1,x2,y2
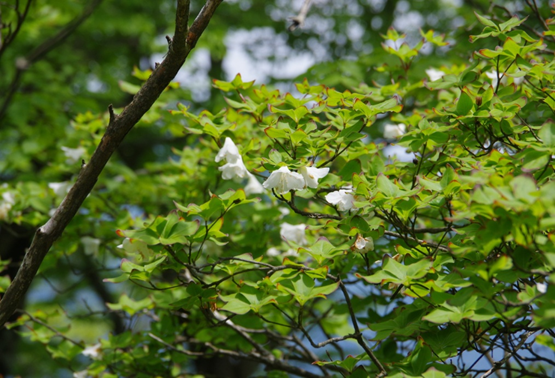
[{"x1": 0, "y1": 0, "x2": 223, "y2": 328}]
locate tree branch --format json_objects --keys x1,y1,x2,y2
[
  {"x1": 0, "y1": 0, "x2": 33, "y2": 61},
  {"x1": 0, "y1": 0, "x2": 104, "y2": 121},
  {"x1": 288, "y1": 0, "x2": 313, "y2": 31},
  {"x1": 0, "y1": 0, "x2": 224, "y2": 328}
]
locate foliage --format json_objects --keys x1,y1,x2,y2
[{"x1": 1, "y1": 1, "x2": 555, "y2": 377}]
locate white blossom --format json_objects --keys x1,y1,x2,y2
[
  {"x1": 299, "y1": 166, "x2": 329, "y2": 189},
  {"x1": 0, "y1": 192, "x2": 14, "y2": 221},
  {"x1": 486, "y1": 71, "x2": 523, "y2": 87},
  {"x1": 82, "y1": 343, "x2": 102, "y2": 359},
  {"x1": 215, "y1": 137, "x2": 241, "y2": 163},
  {"x1": 280, "y1": 222, "x2": 307, "y2": 245},
  {"x1": 425, "y1": 68, "x2": 445, "y2": 82},
  {"x1": 267, "y1": 247, "x2": 281, "y2": 257},
  {"x1": 219, "y1": 158, "x2": 249, "y2": 180},
  {"x1": 81, "y1": 237, "x2": 101, "y2": 255},
  {"x1": 486, "y1": 71, "x2": 508, "y2": 88},
  {"x1": 61, "y1": 146, "x2": 86, "y2": 164},
  {"x1": 244, "y1": 173, "x2": 264, "y2": 195},
  {"x1": 48, "y1": 181, "x2": 72, "y2": 197},
  {"x1": 215, "y1": 137, "x2": 249, "y2": 180},
  {"x1": 383, "y1": 123, "x2": 406, "y2": 139},
  {"x1": 2, "y1": 192, "x2": 15, "y2": 205},
  {"x1": 351, "y1": 234, "x2": 374, "y2": 252},
  {"x1": 278, "y1": 207, "x2": 290, "y2": 218},
  {"x1": 73, "y1": 371, "x2": 88, "y2": 378},
  {"x1": 537, "y1": 282, "x2": 548, "y2": 294},
  {"x1": 262, "y1": 166, "x2": 305, "y2": 194},
  {"x1": 513, "y1": 75, "x2": 524, "y2": 86},
  {"x1": 326, "y1": 189, "x2": 356, "y2": 211}
]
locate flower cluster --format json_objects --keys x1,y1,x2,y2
[
  {"x1": 215, "y1": 138, "x2": 249, "y2": 180},
  {"x1": 215, "y1": 138, "x2": 264, "y2": 195}
]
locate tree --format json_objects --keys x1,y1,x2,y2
[{"x1": 1, "y1": 0, "x2": 554, "y2": 377}]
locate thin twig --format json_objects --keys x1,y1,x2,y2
[{"x1": 288, "y1": 0, "x2": 313, "y2": 31}]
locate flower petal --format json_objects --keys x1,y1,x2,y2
[{"x1": 299, "y1": 166, "x2": 329, "y2": 188}]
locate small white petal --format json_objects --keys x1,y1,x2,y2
[
  {"x1": 48, "y1": 182, "x2": 72, "y2": 197},
  {"x1": 2, "y1": 192, "x2": 15, "y2": 205},
  {"x1": 383, "y1": 123, "x2": 406, "y2": 139},
  {"x1": 425, "y1": 68, "x2": 445, "y2": 82},
  {"x1": 267, "y1": 247, "x2": 281, "y2": 257},
  {"x1": 326, "y1": 190, "x2": 356, "y2": 211},
  {"x1": 299, "y1": 166, "x2": 330, "y2": 189},
  {"x1": 352, "y1": 234, "x2": 374, "y2": 252},
  {"x1": 61, "y1": 146, "x2": 86, "y2": 164},
  {"x1": 82, "y1": 343, "x2": 102, "y2": 359},
  {"x1": 513, "y1": 76, "x2": 524, "y2": 86},
  {"x1": 244, "y1": 173, "x2": 264, "y2": 195},
  {"x1": 81, "y1": 237, "x2": 101, "y2": 255},
  {"x1": 0, "y1": 203, "x2": 12, "y2": 221},
  {"x1": 537, "y1": 282, "x2": 548, "y2": 294},
  {"x1": 262, "y1": 166, "x2": 305, "y2": 195},
  {"x1": 278, "y1": 207, "x2": 290, "y2": 218},
  {"x1": 486, "y1": 70, "x2": 507, "y2": 87},
  {"x1": 73, "y1": 371, "x2": 88, "y2": 378},
  {"x1": 280, "y1": 222, "x2": 307, "y2": 245}
]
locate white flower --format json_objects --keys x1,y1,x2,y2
[
  {"x1": 219, "y1": 158, "x2": 249, "y2": 180},
  {"x1": 351, "y1": 234, "x2": 374, "y2": 252},
  {"x1": 81, "y1": 237, "x2": 101, "y2": 255},
  {"x1": 61, "y1": 146, "x2": 85, "y2": 164},
  {"x1": 278, "y1": 207, "x2": 290, "y2": 218},
  {"x1": 73, "y1": 371, "x2": 88, "y2": 378},
  {"x1": 0, "y1": 192, "x2": 14, "y2": 221},
  {"x1": 262, "y1": 166, "x2": 305, "y2": 194},
  {"x1": 280, "y1": 222, "x2": 307, "y2": 245},
  {"x1": 383, "y1": 123, "x2": 406, "y2": 139},
  {"x1": 82, "y1": 343, "x2": 102, "y2": 359},
  {"x1": 215, "y1": 138, "x2": 249, "y2": 180},
  {"x1": 326, "y1": 189, "x2": 356, "y2": 211},
  {"x1": 513, "y1": 76, "x2": 524, "y2": 86},
  {"x1": 48, "y1": 182, "x2": 72, "y2": 197},
  {"x1": 244, "y1": 173, "x2": 264, "y2": 195},
  {"x1": 537, "y1": 282, "x2": 548, "y2": 294},
  {"x1": 426, "y1": 68, "x2": 445, "y2": 82},
  {"x1": 117, "y1": 238, "x2": 152, "y2": 261},
  {"x1": 299, "y1": 166, "x2": 329, "y2": 189},
  {"x1": 486, "y1": 70, "x2": 508, "y2": 88},
  {"x1": 2, "y1": 192, "x2": 15, "y2": 205},
  {"x1": 267, "y1": 247, "x2": 281, "y2": 257},
  {"x1": 215, "y1": 137, "x2": 241, "y2": 163},
  {"x1": 0, "y1": 203, "x2": 11, "y2": 221}
]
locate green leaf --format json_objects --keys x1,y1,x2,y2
[
  {"x1": 456, "y1": 91, "x2": 473, "y2": 116},
  {"x1": 376, "y1": 173, "x2": 399, "y2": 197},
  {"x1": 474, "y1": 13, "x2": 498, "y2": 29}
]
